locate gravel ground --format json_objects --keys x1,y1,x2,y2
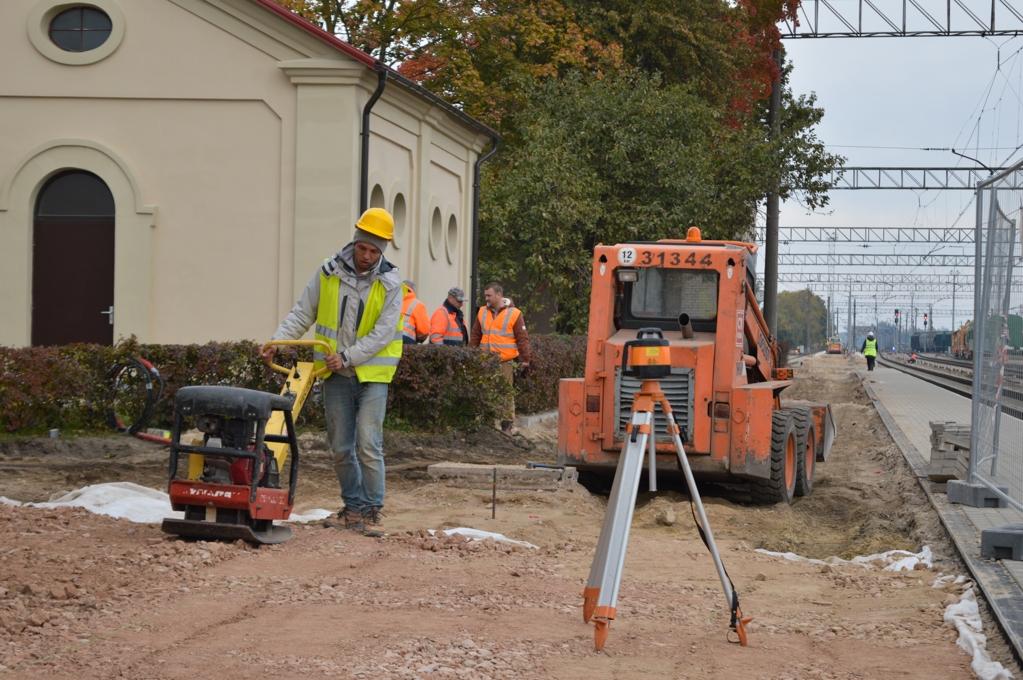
[{"x1": 0, "y1": 354, "x2": 1017, "y2": 679}]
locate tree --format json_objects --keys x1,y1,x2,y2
[
  {"x1": 271, "y1": 0, "x2": 844, "y2": 331},
  {"x1": 776, "y1": 289, "x2": 828, "y2": 351},
  {"x1": 563, "y1": 0, "x2": 793, "y2": 115},
  {"x1": 480, "y1": 69, "x2": 780, "y2": 333}
]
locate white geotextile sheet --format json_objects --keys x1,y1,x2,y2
[
  {"x1": 755, "y1": 545, "x2": 934, "y2": 571},
  {"x1": 429, "y1": 527, "x2": 537, "y2": 549},
  {"x1": 0, "y1": 482, "x2": 332, "y2": 524},
  {"x1": 0, "y1": 484, "x2": 534, "y2": 548},
  {"x1": 756, "y1": 546, "x2": 1013, "y2": 679}
]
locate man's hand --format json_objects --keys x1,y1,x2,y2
[
  {"x1": 325, "y1": 352, "x2": 344, "y2": 372},
  {"x1": 260, "y1": 345, "x2": 277, "y2": 364}
]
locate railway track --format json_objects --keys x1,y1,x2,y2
[
  {"x1": 918, "y1": 353, "x2": 1023, "y2": 381},
  {"x1": 876, "y1": 354, "x2": 1023, "y2": 420}
]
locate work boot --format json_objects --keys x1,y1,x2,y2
[
  {"x1": 323, "y1": 507, "x2": 375, "y2": 535},
  {"x1": 362, "y1": 506, "x2": 384, "y2": 527},
  {"x1": 360, "y1": 507, "x2": 386, "y2": 537}
]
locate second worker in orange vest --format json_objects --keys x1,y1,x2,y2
[
  {"x1": 401, "y1": 280, "x2": 430, "y2": 344},
  {"x1": 430, "y1": 286, "x2": 469, "y2": 345},
  {"x1": 470, "y1": 281, "x2": 531, "y2": 433}
]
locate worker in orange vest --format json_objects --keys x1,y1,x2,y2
[
  {"x1": 470, "y1": 281, "x2": 531, "y2": 433},
  {"x1": 400, "y1": 280, "x2": 430, "y2": 344},
  {"x1": 430, "y1": 286, "x2": 468, "y2": 346}
]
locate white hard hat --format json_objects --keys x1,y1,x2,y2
[{"x1": 867, "y1": 331, "x2": 875, "y2": 339}]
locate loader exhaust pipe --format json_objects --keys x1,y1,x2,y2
[{"x1": 678, "y1": 313, "x2": 694, "y2": 339}]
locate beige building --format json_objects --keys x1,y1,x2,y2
[{"x1": 0, "y1": 0, "x2": 497, "y2": 347}]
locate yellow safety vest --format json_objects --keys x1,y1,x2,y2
[
  {"x1": 314, "y1": 273, "x2": 402, "y2": 383},
  {"x1": 478, "y1": 306, "x2": 521, "y2": 362},
  {"x1": 863, "y1": 338, "x2": 878, "y2": 357}
]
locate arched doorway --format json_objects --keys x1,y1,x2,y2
[{"x1": 32, "y1": 170, "x2": 115, "y2": 345}]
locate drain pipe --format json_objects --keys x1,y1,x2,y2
[
  {"x1": 471, "y1": 136, "x2": 500, "y2": 306},
  {"x1": 359, "y1": 66, "x2": 387, "y2": 213}
]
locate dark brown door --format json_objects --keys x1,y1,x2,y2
[{"x1": 32, "y1": 170, "x2": 115, "y2": 346}]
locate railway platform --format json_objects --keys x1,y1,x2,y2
[{"x1": 862, "y1": 360, "x2": 1023, "y2": 659}]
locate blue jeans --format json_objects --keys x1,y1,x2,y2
[{"x1": 323, "y1": 374, "x2": 388, "y2": 512}]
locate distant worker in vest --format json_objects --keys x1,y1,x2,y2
[
  {"x1": 401, "y1": 280, "x2": 430, "y2": 344},
  {"x1": 470, "y1": 281, "x2": 531, "y2": 434},
  {"x1": 860, "y1": 331, "x2": 879, "y2": 372},
  {"x1": 262, "y1": 207, "x2": 402, "y2": 537},
  {"x1": 430, "y1": 286, "x2": 469, "y2": 345}
]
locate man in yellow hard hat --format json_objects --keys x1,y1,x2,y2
[{"x1": 262, "y1": 207, "x2": 402, "y2": 536}]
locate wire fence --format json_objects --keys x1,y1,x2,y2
[{"x1": 969, "y1": 160, "x2": 1023, "y2": 509}]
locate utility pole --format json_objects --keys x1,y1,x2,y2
[
  {"x1": 911, "y1": 291, "x2": 916, "y2": 336},
  {"x1": 852, "y1": 299, "x2": 857, "y2": 351},
  {"x1": 846, "y1": 289, "x2": 853, "y2": 350},
  {"x1": 826, "y1": 294, "x2": 832, "y2": 337},
  {"x1": 929, "y1": 303, "x2": 934, "y2": 352},
  {"x1": 896, "y1": 306, "x2": 904, "y2": 349},
  {"x1": 951, "y1": 271, "x2": 957, "y2": 334},
  {"x1": 762, "y1": 48, "x2": 784, "y2": 336}
]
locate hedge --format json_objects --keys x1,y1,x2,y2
[{"x1": 0, "y1": 335, "x2": 585, "y2": 434}]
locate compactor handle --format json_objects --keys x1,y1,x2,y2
[{"x1": 261, "y1": 339, "x2": 333, "y2": 379}]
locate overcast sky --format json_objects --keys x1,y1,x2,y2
[{"x1": 765, "y1": 23, "x2": 1023, "y2": 332}]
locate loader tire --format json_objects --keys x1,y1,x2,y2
[
  {"x1": 750, "y1": 411, "x2": 796, "y2": 505},
  {"x1": 792, "y1": 408, "x2": 816, "y2": 497}
]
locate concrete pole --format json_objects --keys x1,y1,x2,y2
[
  {"x1": 929, "y1": 303, "x2": 934, "y2": 351},
  {"x1": 846, "y1": 289, "x2": 853, "y2": 350},
  {"x1": 762, "y1": 48, "x2": 784, "y2": 336},
  {"x1": 853, "y1": 299, "x2": 857, "y2": 351},
  {"x1": 911, "y1": 291, "x2": 916, "y2": 336},
  {"x1": 952, "y1": 272, "x2": 957, "y2": 335},
  {"x1": 826, "y1": 294, "x2": 832, "y2": 337}
]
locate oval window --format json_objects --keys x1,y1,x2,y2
[
  {"x1": 445, "y1": 215, "x2": 458, "y2": 264},
  {"x1": 391, "y1": 193, "x2": 406, "y2": 249},
  {"x1": 50, "y1": 6, "x2": 112, "y2": 52},
  {"x1": 429, "y1": 208, "x2": 442, "y2": 260}
]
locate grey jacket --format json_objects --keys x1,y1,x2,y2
[{"x1": 272, "y1": 243, "x2": 402, "y2": 375}]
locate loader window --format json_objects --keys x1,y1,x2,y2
[{"x1": 623, "y1": 268, "x2": 718, "y2": 330}]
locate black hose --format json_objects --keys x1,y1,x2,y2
[{"x1": 106, "y1": 356, "x2": 164, "y2": 436}]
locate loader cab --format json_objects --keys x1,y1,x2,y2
[{"x1": 613, "y1": 266, "x2": 720, "y2": 334}]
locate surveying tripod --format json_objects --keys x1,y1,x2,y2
[{"x1": 581, "y1": 328, "x2": 752, "y2": 651}]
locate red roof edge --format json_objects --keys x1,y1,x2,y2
[
  {"x1": 250, "y1": 0, "x2": 499, "y2": 140},
  {"x1": 251, "y1": 0, "x2": 376, "y2": 67}
]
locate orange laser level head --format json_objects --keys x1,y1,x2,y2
[{"x1": 622, "y1": 328, "x2": 671, "y2": 379}]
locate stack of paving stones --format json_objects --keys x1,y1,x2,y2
[{"x1": 927, "y1": 421, "x2": 971, "y2": 489}]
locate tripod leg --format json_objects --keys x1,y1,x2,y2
[
  {"x1": 648, "y1": 412, "x2": 657, "y2": 492},
  {"x1": 665, "y1": 399, "x2": 752, "y2": 646},
  {"x1": 584, "y1": 409, "x2": 651, "y2": 650},
  {"x1": 583, "y1": 446, "x2": 630, "y2": 623}
]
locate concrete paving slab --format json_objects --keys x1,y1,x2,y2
[{"x1": 426, "y1": 462, "x2": 578, "y2": 491}]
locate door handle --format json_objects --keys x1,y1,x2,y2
[{"x1": 100, "y1": 306, "x2": 114, "y2": 325}]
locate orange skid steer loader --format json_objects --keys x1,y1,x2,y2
[{"x1": 558, "y1": 228, "x2": 835, "y2": 504}]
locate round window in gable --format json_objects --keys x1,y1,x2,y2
[{"x1": 50, "y1": 6, "x2": 112, "y2": 52}]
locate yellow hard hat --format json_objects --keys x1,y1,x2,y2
[{"x1": 356, "y1": 208, "x2": 394, "y2": 241}]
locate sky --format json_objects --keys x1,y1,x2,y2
[{"x1": 762, "y1": 7, "x2": 1023, "y2": 334}]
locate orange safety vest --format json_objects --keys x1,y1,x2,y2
[
  {"x1": 430, "y1": 307, "x2": 464, "y2": 346},
  {"x1": 478, "y1": 306, "x2": 521, "y2": 362},
  {"x1": 401, "y1": 294, "x2": 428, "y2": 343}
]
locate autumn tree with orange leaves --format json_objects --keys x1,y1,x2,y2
[{"x1": 273, "y1": 0, "x2": 840, "y2": 330}]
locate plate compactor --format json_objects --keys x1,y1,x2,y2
[{"x1": 161, "y1": 340, "x2": 329, "y2": 545}]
